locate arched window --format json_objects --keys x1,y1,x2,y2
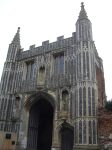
[
  {"x1": 26, "y1": 62, "x2": 34, "y2": 80},
  {"x1": 54, "y1": 54, "x2": 64, "y2": 74}
]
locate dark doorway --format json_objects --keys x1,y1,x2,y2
[
  {"x1": 61, "y1": 128, "x2": 73, "y2": 150},
  {"x1": 27, "y1": 99, "x2": 53, "y2": 150}
]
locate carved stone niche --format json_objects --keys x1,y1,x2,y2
[
  {"x1": 11, "y1": 95, "x2": 20, "y2": 122},
  {"x1": 60, "y1": 90, "x2": 69, "y2": 120},
  {"x1": 38, "y1": 66, "x2": 45, "y2": 86}
]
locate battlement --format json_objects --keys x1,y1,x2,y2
[{"x1": 18, "y1": 32, "x2": 76, "y2": 60}]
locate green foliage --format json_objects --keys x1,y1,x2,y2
[{"x1": 105, "y1": 100, "x2": 112, "y2": 111}]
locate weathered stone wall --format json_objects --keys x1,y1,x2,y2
[
  {"x1": 96, "y1": 64, "x2": 106, "y2": 106},
  {"x1": 98, "y1": 107, "x2": 112, "y2": 150}
]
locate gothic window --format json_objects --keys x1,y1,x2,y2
[
  {"x1": 39, "y1": 67, "x2": 45, "y2": 85},
  {"x1": 54, "y1": 54, "x2": 64, "y2": 74},
  {"x1": 26, "y1": 62, "x2": 34, "y2": 80}
]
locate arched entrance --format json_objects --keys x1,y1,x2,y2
[
  {"x1": 27, "y1": 98, "x2": 54, "y2": 150},
  {"x1": 57, "y1": 121, "x2": 74, "y2": 150},
  {"x1": 61, "y1": 128, "x2": 73, "y2": 150}
]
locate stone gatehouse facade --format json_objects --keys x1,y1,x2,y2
[{"x1": 0, "y1": 3, "x2": 107, "y2": 150}]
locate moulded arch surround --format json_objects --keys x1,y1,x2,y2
[
  {"x1": 23, "y1": 91, "x2": 56, "y2": 111},
  {"x1": 55, "y1": 121, "x2": 74, "y2": 133}
]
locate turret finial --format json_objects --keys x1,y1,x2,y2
[
  {"x1": 78, "y1": 2, "x2": 88, "y2": 20},
  {"x1": 11, "y1": 27, "x2": 21, "y2": 46},
  {"x1": 81, "y1": 2, "x2": 84, "y2": 6},
  {"x1": 81, "y1": 2, "x2": 84, "y2": 9}
]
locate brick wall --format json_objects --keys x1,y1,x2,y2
[
  {"x1": 96, "y1": 65, "x2": 106, "y2": 106},
  {"x1": 98, "y1": 107, "x2": 112, "y2": 150}
]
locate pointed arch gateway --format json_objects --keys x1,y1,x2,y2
[
  {"x1": 24, "y1": 91, "x2": 55, "y2": 150},
  {"x1": 56, "y1": 121, "x2": 74, "y2": 150}
]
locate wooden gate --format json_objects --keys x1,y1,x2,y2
[
  {"x1": 27, "y1": 103, "x2": 40, "y2": 150},
  {"x1": 61, "y1": 128, "x2": 73, "y2": 150},
  {"x1": 27, "y1": 99, "x2": 53, "y2": 150}
]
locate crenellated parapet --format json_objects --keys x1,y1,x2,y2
[{"x1": 18, "y1": 33, "x2": 76, "y2": 60}]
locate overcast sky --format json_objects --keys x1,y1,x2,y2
[{"x1": 0, "y1": 0, "x2": 112, "y2": 100}]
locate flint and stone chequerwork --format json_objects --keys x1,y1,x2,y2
[{"x1": 0, "y1": 3, "x2": 106, "y2": 150}]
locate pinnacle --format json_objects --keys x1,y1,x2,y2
[
  {"x1": 78, "y1": 2, "x2": 88, "y2": 20},
  {"x1": 11, "y1": 27, "x2": 21, "y2": 46}
]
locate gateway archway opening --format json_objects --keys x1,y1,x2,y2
[{"x1": 27, "y1": 98, "x2": 53, "y2": 150}]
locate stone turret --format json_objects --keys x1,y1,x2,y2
[
  {"x1": 76, "y1": 2, "x2": 93, "y2": 41},
  {"x1": 0, "y1": 28, "x2": 21, "y2": 94},
  {"x1": 6, "y1": 27, "x2": 21, "y2": 62}
]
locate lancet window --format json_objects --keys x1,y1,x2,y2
[
  {"x1": 54, "y1": 54, "x2": 64, "y2": 74},
  {"x1": 26, "y1": 61, "x2": 34, "y2": 80}
]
